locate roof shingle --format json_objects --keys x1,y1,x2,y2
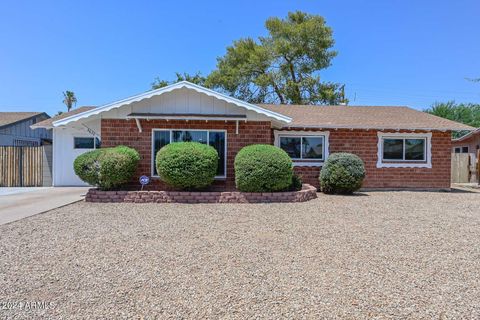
[
  {"x1": 0, "y1": 112, "x2": 46, "y2": 128},
  {"x1": 258, "y1": 104, "x2": 475, "y2": 131},
  {"x1": 31, "y1": 107, "x2": 96, "y2": 129}
]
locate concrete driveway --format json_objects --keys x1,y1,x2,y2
[{"x1": 0, "y1": 187, "x2": 89, "y2": 225}]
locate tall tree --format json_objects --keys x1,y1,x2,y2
[
  {"x1": 152, "y1": 72, "x2": 207, "y2": 89},
  {"x1": 206, "y1": 11, "x2": 347, "y2": 105},
  {"x1": 425, "y1": 101, "x2": 480, "y2": 137},
  {"x1": 151, "y1": 11, "x2": 347, "y2": 105},
  {"x1": 62, "y1": 91, "x2": 77, "y2": 112}
]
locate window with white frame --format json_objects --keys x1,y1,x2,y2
[
  {"x1": 152, "y1": 129, "x2": 226, "y2": 178},
  {"x1": 74, "y1": 137, "x2": 101, "y2": 149},
  {"x1": 377, "y1": 132, "x2": 432, "y2": 168},
  {"x1": 274, "y1": 131, "x2": 329, "y2": 164}
]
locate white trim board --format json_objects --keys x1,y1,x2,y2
[{"x1": 376, "y1": 132, "x2": 432, "y2": 168}]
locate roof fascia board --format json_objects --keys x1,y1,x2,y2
[{"x1": 282, "y1": 125, "x2": 474, "y2": 131}]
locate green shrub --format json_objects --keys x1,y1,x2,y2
[
  {"x1": 288, "y1": 173, "x2": 303, "y2": 191},
  {"x1": 319, "y1": 152, "x2": 365, "y2": 194},
  {"x1": 73, "y1": 145, "x2": 140, "y2": 190},
  {"x1": 155, "y1": 142, "x2": 218, "y2": 190},
  {"x1": 234, "y1": 144, "x2": 293, "y2": 192},
  {"x1": 73, "y1": 149, "x2": 102, "y2": 187}
]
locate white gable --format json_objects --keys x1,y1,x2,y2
[{"x1": 53, "y1": 81, "x2": 291, "y2": 126}]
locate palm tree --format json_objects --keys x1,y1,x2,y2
[{"x1": 62, "y1": 91, "x2": 77, "y2": 112}]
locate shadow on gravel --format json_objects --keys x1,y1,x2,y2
[{"x1": 317, "y1": 192, "x2": 369, "y2": 197}]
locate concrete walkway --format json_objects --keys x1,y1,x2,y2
[{"x1": 0, "y1": 187, "x2": 89, "y2": 225}]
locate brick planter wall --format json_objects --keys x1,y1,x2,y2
[{"x1": 85, "y1": 184, "x2": 317, "y2": 203}]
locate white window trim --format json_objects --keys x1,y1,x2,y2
[
  {"x1": 274, "y1": 130, "x2": 329, "y2": 167},
  {"x1": 151, "y1": 129, "x2": 227, "y2": 179},
  {"x1": 377, "y1": 132, "x2": 432, "y2": 168}
]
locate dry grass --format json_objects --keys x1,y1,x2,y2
[{"x1": 1, "y1": 191, "x2": 479, "y2": 319}]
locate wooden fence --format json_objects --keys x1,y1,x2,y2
[
  {"x1": 451, "y1": 153, "x2": 470, "y2": 183},
  {"x1": 0, "y1": 146, "x2": 44, "y2": 187},
  {"x1": 451, "y1": 151, "x2": 480, "y2": 184}
]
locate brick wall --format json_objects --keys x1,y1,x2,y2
[
  {"x1": 101, "y1": 119, "x2": 452, "y2": 190},
  {"x1": 291, "y1": 129, "x2": 452, "y2": 189},
  {"x1": 85, "y1": 184, "x2": 317, "y2": 203},
  {"x1": 101, "y1": 119, "x2": 272, "y2": 190}
]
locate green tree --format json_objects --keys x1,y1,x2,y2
[
  {"x1": 152, "y1": 11, "x2": 347, "y2": 105},
  {"x1": 425, "y1": 101, "x2": 480, "y2": 137},
  {"x1": 152, "y1": 72, "x2": 207, "y2": 89},
  {"x1": 62, "y1": 91, "x2": 77, "y2": 112},
  {"x1": 206, "y1": 11, "x2": 346, "y2": 105}
]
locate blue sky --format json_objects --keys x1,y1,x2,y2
[{"x1": 0, "y1": 0, "x2": 479, "y2": 116}]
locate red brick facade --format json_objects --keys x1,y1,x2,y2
[
  {"x1": 101, "y1": 119, "x2": 272, "y2": 190},
  {"x1": 101, "y1": 119, "x2": 452, "y2": 190},
  {"x1": 292, "y1": 129, "x2": 451, "y2": 189}
]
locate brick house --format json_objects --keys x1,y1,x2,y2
[{"x1": 33, "y1": 81, "x2": 474, "y2": 190}]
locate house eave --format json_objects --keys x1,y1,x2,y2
[
  {"x1": 125, "y1": 113, "x2": 248, "y2": 121},
  {"x1": 452, "y1": 128, "x2": 480, "y2": 142},
  {"x1": 279, "y1": 125, "x2": 474, "y2": 131},
  {"x1": 52, "y1": 81, "x2": 292, "y2": 127}
]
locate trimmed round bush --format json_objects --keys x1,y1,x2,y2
[
  {"x1": 155, "y1": 142, "x2": 218, "y2": 190},
  {"x1": 73, "y1": 149, "x2": 102, "y2": 187},
  {"x1": 73, "y1": 145, "x2": 140, "y2": 190},
  {"x1": 234, "y1": 144, "x2": 293, "y2": 192},
  {"x1": 319, "y1": 152, "x2": 366, "y2": 194}
]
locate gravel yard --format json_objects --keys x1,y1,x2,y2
[{"x1": 1, "y1": 191, "x2": 480, "y2": 319}]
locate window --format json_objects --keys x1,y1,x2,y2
[
  {"x1": 454, "y1": 146, "x2": 469, "y2": 153},
  {"x1": 383, "y1": 138, "x2": 426, "y2": 161},
  {"x1": 74, "y1": 137, "x2": 101, "y2": 149},
  {"x1": 377, "y1": 132, "x2": 431, "y2": 168},
  {"x1": 275, "y1": 131, "x2": 329, "y2": 165},
  {"x1": 152, "y1": 129, "x2": 226, "y2": 177}
]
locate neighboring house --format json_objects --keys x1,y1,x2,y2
[
  {"x1": 32, "y1": 81, "x2": 474, "y2": 189},
  {"x1": 0, "y1": 112, "x2": 51, "y2": 146},
  {"x1": 452, "y1": 129, "x2": 480, "y2": 154}
]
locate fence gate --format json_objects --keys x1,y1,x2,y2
[
  {"x1": 451, "y1": 153, "x2": 470, "y2": 183},
  {"x1": 0, "y1": 146, "x2": 44, "y2": 187}
]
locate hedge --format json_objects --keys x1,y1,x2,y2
[
  {"x1": 73, "y1": 145, "x2": 140, "y2": 190},
  {"x1": 319, "y1": 152, "x2": 365, "y2": 194},
  {"x1": 234, "y1": 144, "x2": 293, "y2": 192},
  {"x1": 155, "y1": 142, "x2": 218, "y2": 190}
]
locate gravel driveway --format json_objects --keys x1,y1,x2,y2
[{"x1": 1, "y1": 191, "x2": 479, "y2": 319}]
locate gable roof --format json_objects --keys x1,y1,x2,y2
[
  {"x1": 0, "y1": 112, "x2": 48, "y2": 129},
  {"x1": 31, "y1": 106, "x2": 96, "y2": 129},
  {"x1": 453, "y1": 128, "x2": 480, "y2": 142},
  {"x1": 44, "y1": 82, "x2": 475, "y2": 132},
  {"x1": 259, "y1": 104, "x2": 475, "y2": 131},
  {"x1": 52, "y1": 81, "x2": 291, "y2": 127}
]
